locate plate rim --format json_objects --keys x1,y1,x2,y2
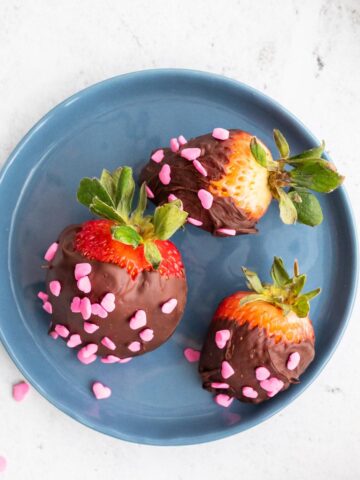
[{"x1": 0, "y1": 68, "x2": 358, "y2": 446}]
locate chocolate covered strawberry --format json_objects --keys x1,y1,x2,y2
[
  {"x1": 199, "y1": 257, "x2": 319, "y2": 405},
  {"x1": 140, "y1": 128, "x2": 344, "y2": 236},
  {"x1": 38, "y1": 167, "x2": 188, "y2": 364}
]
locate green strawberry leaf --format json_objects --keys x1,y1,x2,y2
[
  {"x1": 292, "y1": 296, "x2": 310, "y2": 318},
  {"x1": 100, "y1": 169, "x2": 116, "y2": 200},
  {"x1": 291, "y1": 274, "x2": 306, "y2": 296},
  {"x1": 271, "y1": 257, "x2": 290, "y2": 286},
  {"x1": 302, "y1": 288, "x2": 321, "y2": 301},
  {"x1": 77, "y1": 178, "x2": 114, "y2": 208},
  {"x1": 289, "y1": 160, "x2": 344, "y2": 193},
  {"x1": 115, "y1": 166, "x2": 135, "y2": 218},
  {"x1": 273, "y1": 129, "x2": 290, "y2": 159},
  {"x1": 250, "y1": 137, "x2": 268, "y2": 168},
  {"x1": 112, "y1": 167, "x2": 123, "y2": 185},
  {"x1": 288, "y1": 141, "x2": 325, "y2": 161},
  {"x1": 132, "y1": 182, "x2": 148, "y2": 222},
  {"x1": 288, "y1": 190, "x2": 323, "y2": 226},
  {"x1": 242, "y1": 267, "x2": 264, "y2": 293},
  {"x1": 144, "y1": 241, "x2": 162, "y2": 269},
  {"x1": 111, "y1": 225, "x2": 142, "y2": 247},
  {"x1": 239, "y1": 293, "x2": 270, "y2": 306},
  {"x1": 153, "y1": 202, "x2": 188, "y2": 240},
  {"x1": 89, "y1": 197, "x2": 126, "y2": 224},
  {"x1": 277, "y1": 188, "x2": 298, "y2": 224}
]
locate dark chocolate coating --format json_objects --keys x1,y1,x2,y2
[
  {"x1": 199, "y1": 318, "x2": 315, "y2": 404},
  {"x1": 46, "y1": 225, "x2": 187, "y2": 359},
  {"x1": 140, "y1": 131, "x2": 257, "y2": 235}
]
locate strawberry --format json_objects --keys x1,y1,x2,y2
[
  {"x1": 40, "y1": 167, "x2": 188, "y2": 363},
  {"x1": 199, "y1": 257, "x2": 320, "y2": 405},
  {"x1": 140, "y1": 128, "x2": 344, "y2": 236}
]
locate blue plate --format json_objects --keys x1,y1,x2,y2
[{"x1": 0, "y1": 69, "x2": 357, "y2": 445}]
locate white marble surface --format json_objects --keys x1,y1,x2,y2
[{"x1": 1, "y1": 0, "x2": 360, "y2": 478}]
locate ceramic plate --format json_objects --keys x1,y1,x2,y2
[{"x1": 0, "y1": 69, "x2": 357, "y2": 445}]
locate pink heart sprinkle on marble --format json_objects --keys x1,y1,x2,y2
[
  {"x1": 139, "y1": 328, "x2": 154, "y2": 342},
  {"x1": 198, "y1": 189, "x2": 213, "y2": 209},
  {"x1": 193, "y1": 159, "x2": 207, "y2": 176},
  {"x1": 187, "y1": 217, "x2": 203, "y2": 226},
  {"x1": 159, "y1": 163, "x2": 171, "y2": 185},
  {"x1": 211, "y1": 382, "x2": 230, "y2": 389},
  {"x1": 37, "y1": 291, "x2": 49, "y2": 302},
  {"x1": 101, "y1": 293, "x2": 115, "y2": 312},
  {"x1": 84, "y1": 322, "x2": 99, "y2": 334},
  {"x1": 145, "y1": 185, "x2": 155, "y2": 199},
  {"x1": 221, "y1": 361, "x2": 235, "y2": 379},
  {"x1": 67, "y1": 334, "x2": 82, "y2": 348},
  {"x1": 74, "y1": 262, "x2": 92, "y2": 280},
  {"x1": 128, "y1": 341, "x2": 141, "y2": 352},
  {"x1": 161, "y1": 298, "x2": 177, "y2": 314},
  {"x1": 49, "y1": 280, "x2": 61, "y2": 296},
  {"x1": 183, "y1": 348, "x2": 200, "y2": 363},
  {"x1": 55, "y1": 324, "x2": 69, "y2": 338},
  {"x1": 242, "y1": 386, "x2": 258, "y2": 399},
  {"x1": 118, "y1": 357, "x2": 132, "y2": 364},
  {"x1": 101, "y1": 355, "x2": 121, "y2": 364},
  {"x1": 287, "y1": 352, "x2": 300, "y2": 370},
  {"x1": 212, "y1": 128, "x2": 230, "y2": 140},
  {"x1": 44, "y1": 242, "x2": 58, "y2": 261},
  {"x1": 42, "y1": 301, "x2": 53, "y2": 314},
  {"x1": 91, "y1": 303, "x2": 108, "y2": 318},
  {"x1": 77, "y1": 350, "x2": 97, "y2": 365},
  {"x1": 168, "y1": 194, "x2": 178, "y2": 202},
  {"x1": 129, "y1": 310, "x2": 147, "y2": 329},
  {"x1": 178, "y1": 135, "x2": 187, "y2": 145},
  {"x1": 77, "y1": 275, "x2": 91, "y2": 294},
  {"x1": 49, "y1": 331, "x2": 58, "y2": 339},
  {"x1": 260, "y1": 377, "x2": 284, "y2": 397},
  {"x1": 80, "y1": 297, "x2": 92, "y2": 320},
  {"x1": 151, "y1": 149, "x2": 164, "y2": 163},
  {"x1": 214, "y1": 393, "x2": 233, "y2": 408},
  {"x1": 101, "y1": 336, "x2": 116, "y2": 350},
  {"x1": 216, "y1": 228, "x2": 236, "y2": 236},
  {"x1": 170, "y1": 138, "x2": 179, "y2": 152},
  {"x1": 92, "y1": 382, "x2": 111, "y2": 400},
  {"x1": 215, "y1": 329, "x2": 231, "y2": 349},
  {"x1": 255, "y1": 366, "x2": 271, "y2": 381},
  {"x1": 81, "y1": 343, "x2": 98, "y2": 358},
  {"x1": 12, "y1": 381, "x2": 30, "y2": 402},
  {"x1": 0, "y1": 455, "x2": 7, "y2": 473},
  {"x1": 70, "y1": 296, "x2": 81, "y2": 313},
  {"x1": 180, "y1": 147, "x2": 201, "y2": 161}
]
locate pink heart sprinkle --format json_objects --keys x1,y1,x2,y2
[
  {"x1": 74, "y1": 262, "x2": 92, "y2": 280},
  {"x1": 101, "y1": 336, "x2": 116, "y2": 350},
  {"x1": 49, "y1": 280, "x2": 61, "y2": 296},
  {"x1": 139, "y1": 328, "x2": 154, "y2": 342},
  {"x1": 178, "y1": 135, "x2": 187, "y2": 145},
  {"x1": 161, "y1": 298, "x2": 177, "y2": 314},
  {"x1": 55, "y1": 324, "x2": 70, "y2": 338},
  {"x1": 67, "y1": 334, "x2": 82, "y2": 348},
  {"x1": 92, "y1": 381, "x2": 111, "y2": 400},
  {"x1": 170, "y1": 138, "x2": 179, "y2": 152},
  {"x1": 187, "y1": 217, "x2": 203, "y2": 227},
  {"x1": 216, "y1": 228, "x2": 236, "y2": 236},
  {"x1": 37, "y1": 291, "x2": 48, "y2": 302},
  {"x1": 159, "y1": 163, "x2": 171, "y2": 185},
  {"x1": 12, "y1": 381, "x2": 30, "y2": 402},
  {"x1": 84, "y1": 322, "x2": 99, "y2": 334},
  {"x1": 81, "y1": 343, "x2": 98, "y2": 358},
  {"x1": 242, "y1": 386, "x2": 259, "y2": 399},
  {"x1": 128, "y1": 341, "x2": 141, "y2": 352},
  {"x1": 214, "y1": 393, "x2": 233, "y2": 408},
  {"x1": 42, "y1": 301, "x2": 53, "y2": 314},
  {"x1": 145, "y1": 185, "x2": 155, "y2": 199},
  {"x1": 101, "y1": 293, "x2": 116, "y2": 312},
  {"x1": 260, "y1": 377, "x2": 284, "y2": 397},
  {"x1": 91, "y1": 303, "x2": 108, "y2": 318},
  {"x1": 0, "y1": 455, "x2": 7, "y2": 473},
  {"x1": 151, "y1": 149, "x2": 164, "y2": 163},
  {"x1": 211, "y1": 382, "x2": 230, "y2": 389},
  {"x1": 221, "y1": 361, "x2": 235, "y2": 379},
  {"x1": 198, "y1": 189, "x2": 213, "y2": 209},
  {"x1": 44, "y1": 242, "x2": 58, "y2": 261},
  {"x1": 215, "y1": 329, "x2": 231, "y2": 349},
  {"x1": 101, "y1": 355, "x2": 121, "y2": 364},
  {"x1": 212, "y1": 128, "x2": 230, "y2": 140},
  {"x1": 49, "y1": 330, "x2": 58, "y2": 339},
  {"x1": 80, "y1": 297, "x2": 92, "y2": 320},
  {"x1": 129, "y1": 310, "x2": 147, "y2": 329},
  {"x1": 119, "y1": 357, "x2": 132, "y2": 364},
  {"x1": 168, "y1": 194, "x2": 178, "y2": 202},
  {"x1": 180, "y1": 147, "x2": 201, "y2": 161},
  {"x1": 77, "y1": 275, "x2": 91, "y2": 294},
  {"x1": 255, "y1": 366, "x2": 271, "y2": 381},
  {"x1": 287, "y1": 351, "x2": 301, "y2": 370},
  {"x1": 183, "y1": 348, "x2": 200, "y2": 363},
  {"x1": 70, "y1": 296, "x2": 81, "y2": 313},
  {"x1": 193, "y1": 159, "x2": 208, "y2": 176},
  {"x1": 77, "y1": 350, "x2": 97, "y2": 365}
]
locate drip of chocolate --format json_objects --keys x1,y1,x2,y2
[
  {"x1": 45, "y1": 225, "x2": 187, "y2": 360},
  {"x1": 140, "y1": 131, "x2": 257, "y2": 235},
  {"x1": 199, "y1": 318, "x2": 315, "y2": 404}
]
